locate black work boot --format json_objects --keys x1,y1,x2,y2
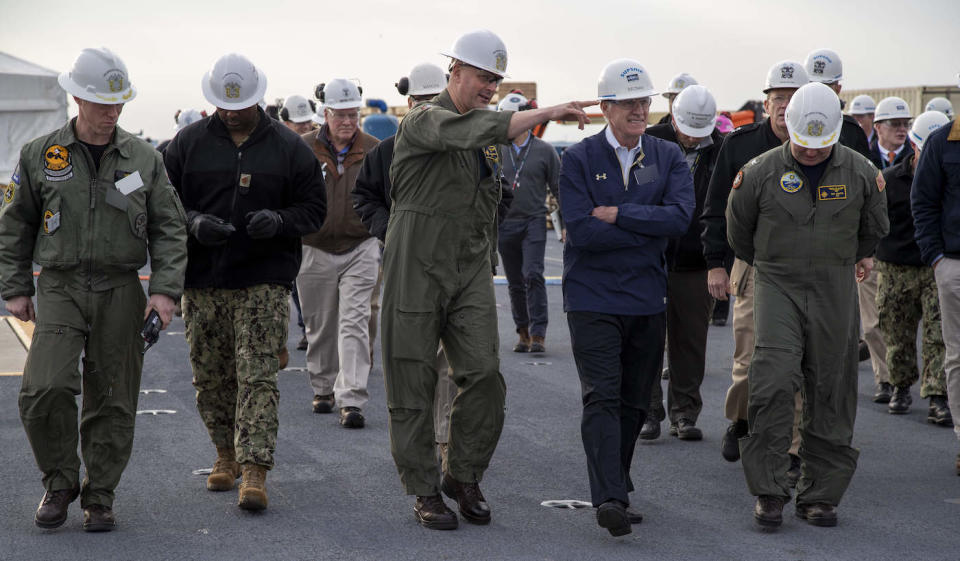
[
  {"x1": 312, "y1": 393, "x2": 335, "y2": 414},
  {"x1": 721, "y1": 419, "x2": 748, "y2": 462},
  {"x1": 35, "y1": 487, "x2": 80, "y2": 529},
  {"x1": 928, "y1": 395, "x2": 953, "y2": 426},
  {"x1": 888, "y1": 385, "x2": 912, "y2": 414},
  {"x1": 873, "y1": 382, "x2": 893, "y2": 403},
  {"x1": 754, "y1": 495, "x2": 784, "y2": 529},
  {"x1": 675, "y1": 418, "x2": 703, "y2": 441},
  {"x1": 638, "y1": 418, "x2": 661, "y2": 440},
  {"x1": 414, "y1": 495, "x2": 458, "y2": 530},
  {"x1": 339, "y1": 406, "x2": 365, "y2": 428},
  {"x1": 596, "y1": 499, "x2": 631, "y2": 537}
]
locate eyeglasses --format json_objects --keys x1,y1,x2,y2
[
  {"x1": 609, "y1": 97, "x2": 651, "y2": 110},
  {"x1": 328, "y1": 110, "x2": 359, "y2": 122},
  {"x1": 881, "y1": 119, "x2": 910, "y2": 129}
]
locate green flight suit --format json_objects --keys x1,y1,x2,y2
[
  {"x1": 382, "y1": 90, "x2": 511, "y2": 495},
  {"x1": 726, "y1": 142, "x2": 888, "y2": 507},
  {"x1": 0, "y1": 120, "x2": 187, "y2": 508}
]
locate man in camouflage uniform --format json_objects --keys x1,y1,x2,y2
[
  {"x1": 163, "y1": 53, "x2": 326, "y2": 511},
  {"x1": 0, "y1": 47, "x2": 187, "y2": 532},
  {"x1": 876, "y1": 112, "x2": 950, "y2": 422}
]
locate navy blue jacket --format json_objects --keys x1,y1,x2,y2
[
  {"x1": 912, "y1": 119, "x2": 960, "y2": 265},
  {"x1": 559, "y1": 129, "x2": 695, "y2": 315}
]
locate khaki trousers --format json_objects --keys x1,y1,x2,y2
[
  {"x1": 858, "y1": 271, "x2": 890, "y2": 385},
  {"x1": 726, "y1": 258, "x2": 801, "y2": 454},
  {"x1": 934, "y1": 257, "x2": 960, "y2": 440},
  {"x1": 298, "y1": 238, "x2": 380, "y2": 409}
]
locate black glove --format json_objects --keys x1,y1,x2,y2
[
  {"x1": 245, "y1": 209, "x2": 283, "y2": 239},
  {"x1": 188, "y1": 212, "x2": 235, "y2": 246}
]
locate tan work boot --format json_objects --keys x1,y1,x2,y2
[
  {"x1": 529, "y1": 335, "x2": 546, "y2": 353},
  {"x1": 238, "y1": 464, "x2": 268, "y2": 511},
  {"x1": 513, "y1": 327, "x2": 531, "y2": 353},
  {"x1": 206, "y1": 447, "x2": 241, "y2": 491}
]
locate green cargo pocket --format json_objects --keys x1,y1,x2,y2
[{"x1": 392, "y1": 310, "x2": 438, "y2": 362}]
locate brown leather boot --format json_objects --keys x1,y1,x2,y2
[
  {"x1": 754, "y1": 495, "x2": 784, "y2": 528},
  {"x1": 35, "y1": 487, "x2": 79, "y2": 529},
  {"x1": 278, "y1": 347, "x2": 289, "y2": 370},
  {"x1": 513, "y1": 328, "x2": 530, "y2": 353},
  {"x1": 207, "y1": 447, "x2": 241, "y2": 491},
  {"x1": 238, "y1": 464, "x2": 268, "y2": 511},
  {"x1": 529, "y1": 335, "x2": 546, "y2": 353}
]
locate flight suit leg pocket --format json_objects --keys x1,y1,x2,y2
[{"x1": 392, "y1": 309, "x2": 439, "y2": 362}]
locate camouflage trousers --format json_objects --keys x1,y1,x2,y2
[
  {"x1": 877, "y1": 261, "x2": 946, "y2": 397},
  {"x1": 182, "y1": 284, "x2": 289, "y2": 468}
]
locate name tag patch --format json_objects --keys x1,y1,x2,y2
[{"x1": 818, "y1": 185, "x2": 847, "y2": 201}]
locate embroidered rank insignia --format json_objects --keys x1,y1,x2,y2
[
  {"x1": 779, "y1": 171, "x2": 803, "y2": 193},
  {"x1": 818, "y1": 185, "x2": 847, "y2": 201},
  {"x1": 876, "y1": 171, "x2": 886, "y2": 192},
  {"x1": 732, "y1": 170, "x2": 743, "y2": 189}
]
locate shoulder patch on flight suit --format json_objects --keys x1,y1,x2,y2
[
  {"x1": 43, "y1": 144, "x2": 73, "y2": 182},
  {"x1": 4, "y1": 163, "x2": 19, "y2": 205},
  {"x1": 732, "y1": 169, "x2": 744, "y2": 189},
  {"x1": 779, "y1": 171, "x2": 803, "y2": 193},
  {"x1": 484, "y1": 145, "x2": 498, "y2": 161},
  {"x1": 818, "y1": 185, "x2": 847, "y2": 200},
  {"x1": 876, "y1": 171, "x2": 886, "y2": 192}
]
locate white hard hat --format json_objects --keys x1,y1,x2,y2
[
  {"x1": 176, "y1": 109, "x2": 203, "y2": 130},
  {"x1": 804, "y1": 48, "x2": 843, "y2": 84},
  {"x1": 874, "y1": 97, "x2": 911, "y2": 122},
  {"x1": 440, "y1": 29, "x2": 509, "y2": 78},
  {"x1": 281, "y1": 95, "x2": 314, "y2": 123},
  {"x1": 311, "y1": 104, "x2": 325, "y2": 125},
  {"x1": 848, "y1": 94, "x2": 876, "y2": 115},
  {"x1": 598, "y1": 58, "x2": 658, "y2": 101},
  {"x1": 407, "y1": 62, "x2": 446, "y2": 96},
  {"x1": 662, "y1": 73, "x2": 698, "y2": 97},
  {"x1": 763, "y1": 60, "x2": 809, "y2": 93},
  {"x1": 322, "y1": 79, "x2": 363, "y2": 110},
  {"x1": 201, "y1": 53, "x2": 267, "y2": 111},
  {"x1": 909, "y1": 110, "x2": 950, "y2": 151},
  {"x1": 497, "y1": 93, "x2": 529, "y2": 112},
  {"x1": 672, "y1": 85, "x2": 717, "y2": 138},
  {"x1": 785, "y1": 82, "x2": 843, "y2": 148},
  {"x1": 58, "y1": 47, "x2": 136, "y2": 105},
  {"x1": 924, "y1": 97, "x2": 955, "y2": 120}
]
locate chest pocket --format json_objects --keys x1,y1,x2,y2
[
  {"x1": 822, "y1": 188, "x2": 861, "y2": 262},
  {"x1": 33, "y1": 187, "x2": 79, "y2": 267},
  {"x1": 101, "y1": 171, "x2": 149, "y2": 268}
]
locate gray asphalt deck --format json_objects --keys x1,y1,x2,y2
[{"x1": 1, "y1": 237, "x2": 958, "y2": 561}]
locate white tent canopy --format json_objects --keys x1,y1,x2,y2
[{"x1": 0, "y1": 52, "x2": 68, "y2": 183}]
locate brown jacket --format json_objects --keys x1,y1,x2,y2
[{"x1": 301, "y1": 126, "x2": 379, "y2": 253}]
